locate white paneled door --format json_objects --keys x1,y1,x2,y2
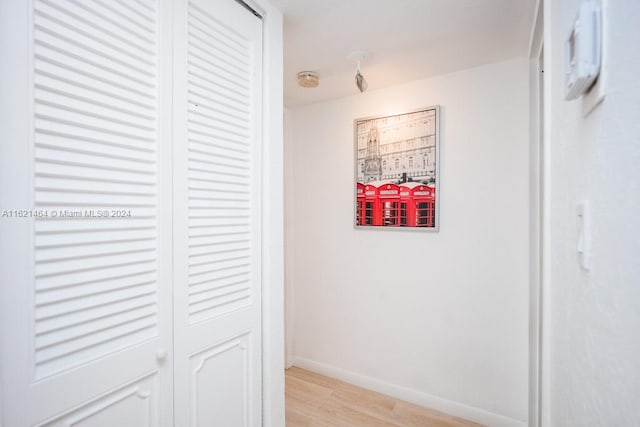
[
  {"x1": 0, "y1": 0, "x2": 174, "y2": 424},
  {"x1": 0, "y1": 0, "x2": 264, "y2": 425},
  {"x1": 173, "y1": 0, "x2": 263, "y2": 425}
]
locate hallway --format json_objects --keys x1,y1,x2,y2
[{"x1": 2, "y1": 0, "x2": 640, "y2": 425}]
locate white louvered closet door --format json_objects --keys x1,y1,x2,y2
[
  {"x1": 172, "y1": 0, "x2": 263, "y2": 425},
  {"x1": 0, "y1": 0, "x2": 173, "y2": 425}
]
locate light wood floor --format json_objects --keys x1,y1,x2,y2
[{"x1": 285, "y1": 367, "x2": 482, "y2": 427}]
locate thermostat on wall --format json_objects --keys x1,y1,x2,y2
[{"x1": 565, "y1": 0, "x2": 602, "y2": 100}]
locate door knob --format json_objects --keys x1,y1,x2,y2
[{"x1": 156, "y1": 348, "x2": 168, "y2": 363}]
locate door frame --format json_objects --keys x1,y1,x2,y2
[
  {"x1": 243, "y1": 0, "x2": 285, "y2": 426},
  {"x1": 527, "y1": 0, "x2": 549, "y2": 426}
]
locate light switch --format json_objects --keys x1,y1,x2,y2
[{"x1": 577, "y1": 201, "x2": 591, "y2": 270}]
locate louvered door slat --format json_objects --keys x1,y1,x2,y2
[
  {"x1": 35, "y1": 295, "x2": 157, "y2": 334},
  {"x1": 185, "y1": 2, "x2": 255, "y2": 324},
  {"x1": 35, "y1": 0, "x2": 156, "y2": 61},
  {"x1": 32, "y1": 0, "x2": 160, "y2": 381},
  {"x1": 35, "y1": 271, "x2": 158, "y2": 305},
  {"x1": 36, "y1": 89, "x2": 155, "y2": 127}
]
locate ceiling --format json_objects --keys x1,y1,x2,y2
[{"x1": 271, "y1": 0, "x2": 536, "y2": 107}]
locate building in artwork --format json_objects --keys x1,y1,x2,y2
[
  {"x1": 362, "y1": 125, "x2": 382, "y2": 182},
  {"x1": 356, "y1": 108, "x2": 437, "y2": 184}
]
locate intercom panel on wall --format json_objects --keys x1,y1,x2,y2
[{"x1": 565, "y1": 0, "x2": 602, "y2": 101}]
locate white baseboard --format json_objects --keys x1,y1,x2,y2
[
  {"x1": 290, "y1": 356, "x2": 526, "y2": 427},
  {"x1": 285, "y1": 351, "x2": 294, "y2": 369}
]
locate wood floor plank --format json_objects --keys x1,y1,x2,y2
[
  {"x1": 286, "y1": 375, "x2": 334, "y2": 401},
  {"x1": 287, "y1": 366, "x2": 344, "y2": 389},
  {"x1": 285, "y1": 367, "x2": 483, "y2": 427}
]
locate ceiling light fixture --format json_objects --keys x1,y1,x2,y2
[
  {"x1": 297, "y1": 71, "x2": 319, "y2": 88},
  {"x1": 348, "y1": 50, "x2": 370, "y2": 93}
]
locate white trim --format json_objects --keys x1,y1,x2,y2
[
  {"x1": 291, "y1": 357, "x2": 526, "y2": 427},
  {"x1": 540, "y1": 1, "x2": 553, "y2": 425},
  {"x1": 0, "y1": 1, "x2": 31, "y2": 424},
  {"x1": 253, "y1": 1, "x2": 285, "y2": 426},
  {"x1": 528, "y1": 1, "x2": 544, "y2": 426}
]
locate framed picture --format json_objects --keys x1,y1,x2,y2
[{"x1": 354, "y1": 106, "x2": 440, "y2": 230}]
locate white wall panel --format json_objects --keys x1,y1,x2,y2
[{"x1": 545, "y1": 0, "x2": 640, "y2": 425}]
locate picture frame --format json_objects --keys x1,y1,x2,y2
[{"x1": 354, "y1": 106, "x2": 440, "y2": 231}]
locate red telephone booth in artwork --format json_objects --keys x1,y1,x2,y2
[
  {"x1": 356, "y1": 182, "x2": 365, "y2": 225},
  {"x1": 399, "y1": 183, "x2": 436, "y2": 227},
  {"x1": 377, "y1": 183, "x2": 401, "y2": 226},
  {"x1": 363, "y1": 184, "x2": 378, "y2": 226},
  {"x1": 363, "y1": 182, "x2": 401, "y2": 226},
  {"x1": 424, "y1": 184, "x2": 436, "y2": 227}
]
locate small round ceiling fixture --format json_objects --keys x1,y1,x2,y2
[{"x1": 297, "y1": 71, "x2": 320, "y2": 88}]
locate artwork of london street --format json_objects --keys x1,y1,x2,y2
[{"x1": 355, "y1": 106, "x2": 440, "y2": 230}]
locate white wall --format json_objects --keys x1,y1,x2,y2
[
  {"x1": 544, "y1": 1, "x2": 640, "y2": 425},
  {"x1": 286, "y1": 58, "x2": 530, "y2": 426}
]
